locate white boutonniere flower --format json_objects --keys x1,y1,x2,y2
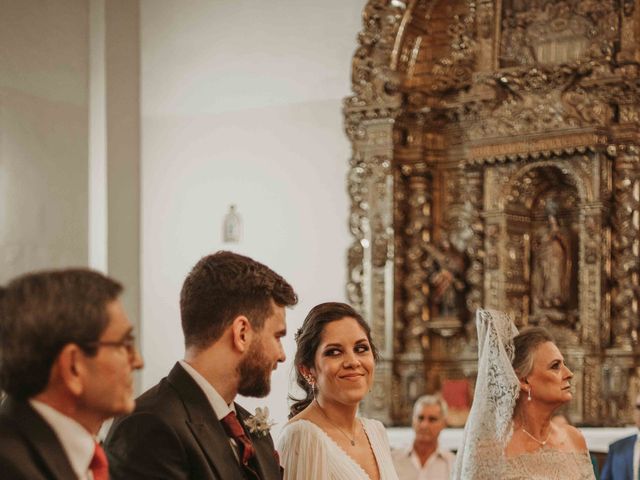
[{"x1": 245, "y1": 407, "x2": 275, "y2": 437}]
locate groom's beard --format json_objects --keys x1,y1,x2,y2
[{"x1": 237, "y1": 338, "x2": 272, "y2": 398}]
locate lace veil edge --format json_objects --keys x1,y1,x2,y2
[{"x1": 451, "y1": 308, "x2": 520, "y2": 480}]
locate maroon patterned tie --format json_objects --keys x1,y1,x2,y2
[
  {"x1": 89, "y1": 442, "x2": 109, "y2": 480},
  {"x1": 221, "y1": 411, "x2": 256, "y2": 465}
]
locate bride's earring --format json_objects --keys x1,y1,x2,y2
[
  {"x1": 527, "y1": 388, "x2": 532, "y2": 401},
  {"x1": 303, "y1": 374, "x2": 317, "y2": 399}
]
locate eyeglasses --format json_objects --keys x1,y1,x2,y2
[{"x1": 81, "y1": 335, "x2": 139, "y2": 359}]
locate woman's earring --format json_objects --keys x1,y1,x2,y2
[
  {"x1": 527, "y1": 388, "x2": 532, "y2": 401},
  {"x1": 303, "y1": 374, "x2": 317, "y2": 399}
]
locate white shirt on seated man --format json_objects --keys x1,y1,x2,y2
[{"x1": 392, "y1": 394, "x2": 455, "y2": 480}]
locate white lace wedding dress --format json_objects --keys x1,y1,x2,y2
[
  {"x1": 452, "y1": 309, "x2": 595, "y2": 480},
  {"x1": 277, "y1": 418, "x2": 399, "y2": 480}
]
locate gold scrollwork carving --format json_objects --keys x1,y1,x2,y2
[
  {"x1": 347, "y1": 0, "x2": 640, "y2": 426},
  {"x1": 499, "y1": 0, "x2": 618, "y2": 67}
]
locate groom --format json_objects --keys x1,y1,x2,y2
[{"x1": 105, "y1": 251, "x2": 297, "y2": 479}]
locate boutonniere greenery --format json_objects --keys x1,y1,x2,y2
[{"x1": 245, "y1": 407, "x2": 275, "y2": 437}]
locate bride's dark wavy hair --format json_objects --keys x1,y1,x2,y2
[{"x1": 288, "y1": 302, "x2": 379, "y2": 419}]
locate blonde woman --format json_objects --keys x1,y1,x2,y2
[{"x1": 453, "y1": 309, "x2": 594, "y2": 480}]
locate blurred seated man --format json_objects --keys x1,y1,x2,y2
[
  {"x1": 392, "y1": 395, "x2": 455, "y2": 480},
  {"x1": 0, "y1": 269, "x2": 143, "y2": 479},
  {"x1": 601, "y1": 393, "x2": 640, "y2": 480}
]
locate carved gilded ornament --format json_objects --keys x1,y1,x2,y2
[
  {"x1": 346, "y1": 0, "x2": 640, "y2": 426},
  {"x1": 499, "y1": 0, "x2": 618, "y2": 67}
]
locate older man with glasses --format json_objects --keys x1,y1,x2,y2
[
  {"x1": 392, "y1": 395, "x2": 456, "y2": 480},
  {"x1": 0, "y1": 269, "x2": 143, "y2": 479}
]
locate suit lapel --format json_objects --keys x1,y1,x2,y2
[
  {"x1": 3, "y1": 397, "x2": 77, "y2": 480},
  {"x1": 167, "y1": 363, "x2": 247, "y2": 479},
  {"x1": 236, "y1": 404, "x2": 279, "y2": 480},
  {"x1": 625, "y1": 435, "x2": 636, "y2": 479}
]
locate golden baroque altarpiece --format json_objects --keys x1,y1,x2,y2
[{"x1": 344, "y1": 0, "x2": 640, "y2": 426}]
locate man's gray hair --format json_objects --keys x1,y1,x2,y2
[{"x1": 412, "y1": 394, "x2": 448, "y2": 419}]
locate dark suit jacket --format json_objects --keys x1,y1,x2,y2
[
  {"x1": 105, "y1": 362, "x2": 282, "y2": 480},
  {"x1": 0, "y1": 396, "x2": 77, "y2": 480},
  {"x1": 601, "y1": 434, "x2": 636, "y2": 480}
]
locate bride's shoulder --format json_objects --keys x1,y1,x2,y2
[
  {"x1": 282, "y1": 417, "x2": 314, "y2": 432},
  {"x1": 284, "y1": 408, "x2": 316, "y2": 429},
  {"x1": 278, "y1": 418, "x2": 324, "y2": 445},
  {"x1": 359, "y1": 417, "x2": 390, "y2": 438},
  {"x1": 359, "y1": 417, "x2": 384, "y2": 428}
]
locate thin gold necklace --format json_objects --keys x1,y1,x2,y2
[
  {"x1": 315, "y1": 400, "x2": 357, "y2": 446},
  {"x1": 521, "y1": 427, "x2": 551, "y2": 446}
]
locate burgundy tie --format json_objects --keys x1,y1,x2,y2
[
  {"x1": 89, "y1": 442, "x2": 109, "y2": 480},
  {"x1": 221, "y1": 411, "x2": 256, "y2": 465}
]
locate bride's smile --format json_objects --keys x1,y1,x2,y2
[
  {"x1": 308, "y1": 317, "x2": 375, "y2": 404},
  {"x1": 282, "y1": 302, "x2": 395, "y2": 480}
]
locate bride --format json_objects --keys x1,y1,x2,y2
[
  {"x1": 277, "y1": 302, "x2": 398, "y2": 480},
  {"x1": 453, "y1": 309, "x2": 595, "y2": 480}
]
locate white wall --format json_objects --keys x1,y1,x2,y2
[
  {"x1": 140, "y1": 0, "x2": 367, "y2": 434},
  {"x1": 0, "y1": 0, "x2": 89, "y2": 282},
  {"x1": 0, "y1": 0, "x2": 141, "y2": 337}
]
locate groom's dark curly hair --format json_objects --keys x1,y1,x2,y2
[{"x1": 180, "y1": 251, "x2": 297, "y2": 349}]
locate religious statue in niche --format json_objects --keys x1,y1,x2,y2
[
  {"x1": 426, "y1": 239, "x2": 466, "y2": 315},
  {"x1": 424, "y1": 228, "x2": 469, "y2": 335},
  {"x1": 530, "y1": 199, "x2": 576, "y2": 325}
]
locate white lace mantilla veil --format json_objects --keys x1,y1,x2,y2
[{"x1": 452, "y1": 309, "x2": 521, "y2": 480}]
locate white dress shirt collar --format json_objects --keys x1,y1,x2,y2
[
  {"x1": 29, "y1": 399, "x2": 95, "y2": 480},
  {"x1": 179, "y1": 360, "x2": 235, "y2": 420},
  {"x1": 408, "y1": 446, "x2": 449, "y2": 466},
  {"x1": 404, "y1": 445, "x2": 448, "y2": 461},
  {"x1": 410, "y1": 444, "x2": 455, "y2": 477}
]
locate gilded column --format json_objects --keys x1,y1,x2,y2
[
  {"x1": 460, "y1": 168, "x2": 484, "y2": 320},
  {"x1": 611, "y1": 146, "x2": 640, "y2": 348},
  {"x1": 402, "y1": 167, "x2": 430, "y2": 354}
]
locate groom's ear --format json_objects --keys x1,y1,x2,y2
[{"x1": 230, "y1": 315, "x2": 253, "y2": 353}]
